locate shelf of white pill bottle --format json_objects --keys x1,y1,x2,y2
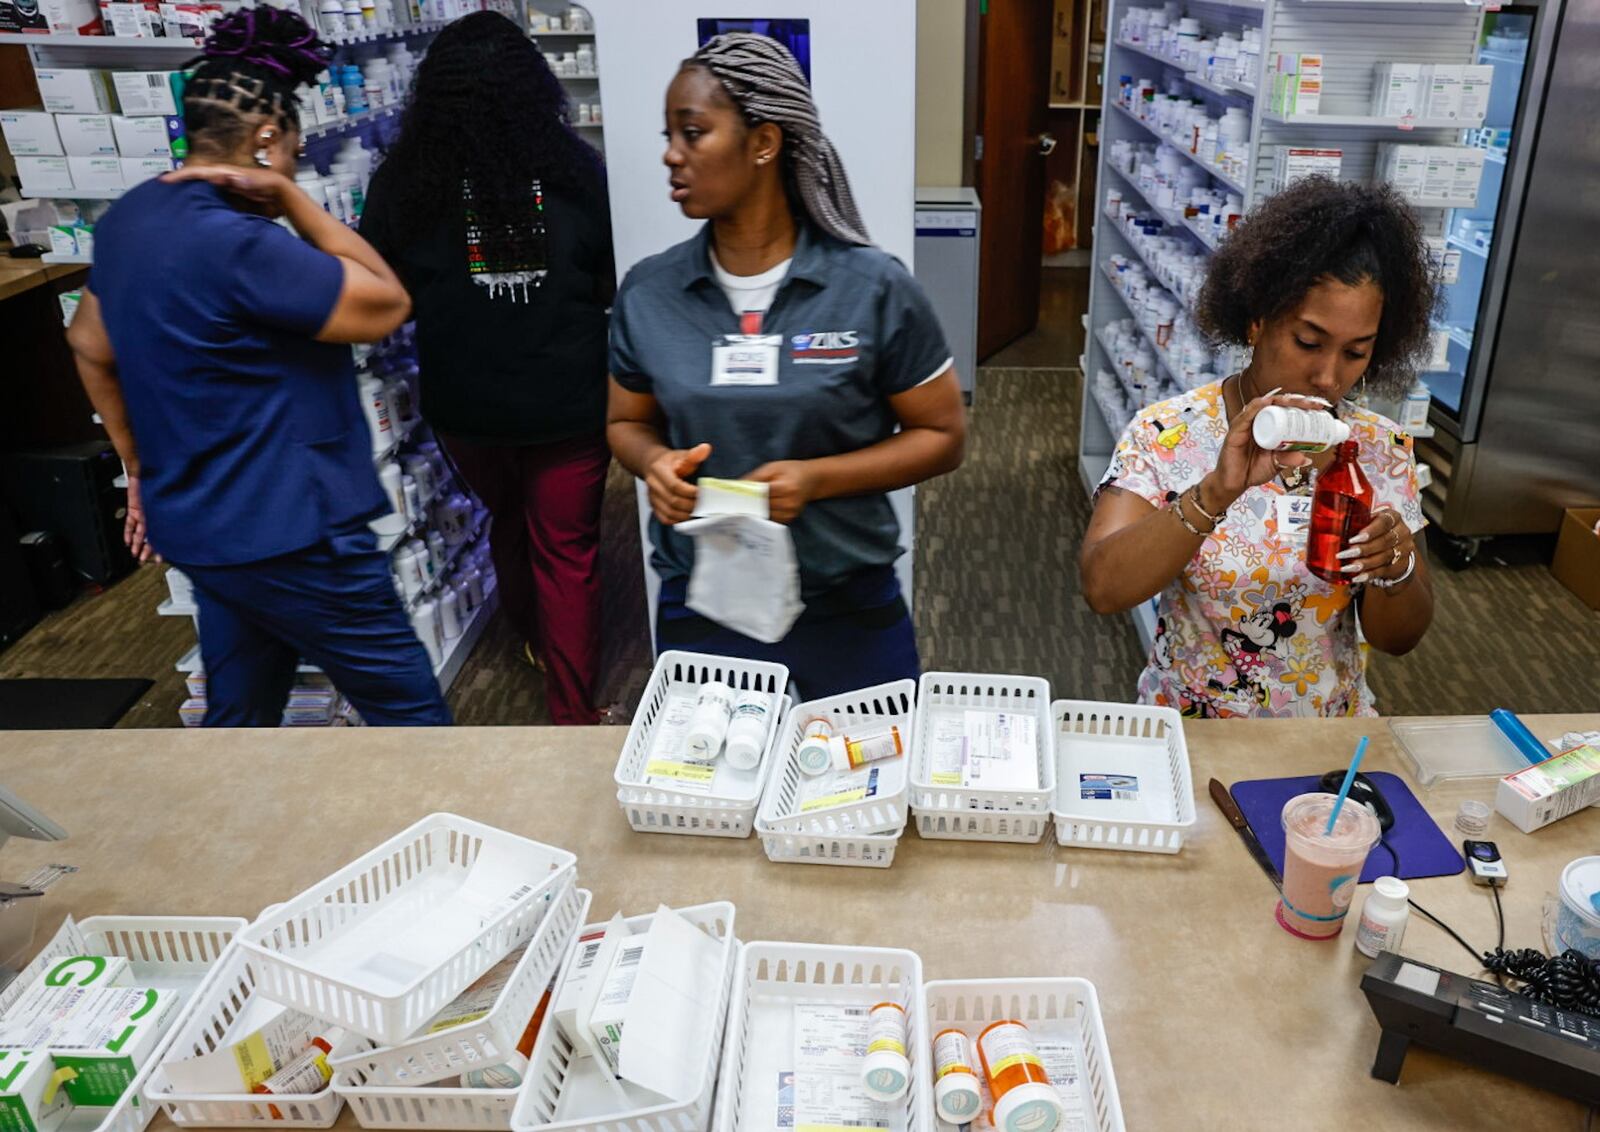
[
  {"x1": 613, "y1": 650, "x2": 791, "y2": 838},
  {"x1": 711, "y1": 942, "x2": 933, "y2": 1132},
  {"x1": 509, "y1": 902, "x2": 737, "y2": 1132},
  {"x1": 922, "y1": 978, "x2": 1124, "y2": 1132},
  {"x1": 1051, "y1": 699, "x2": 1197, "y2": 854}
]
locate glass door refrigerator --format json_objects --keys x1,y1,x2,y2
[{"x1": 1416, "y1": 0, "x2": 1600, "y2": 564}]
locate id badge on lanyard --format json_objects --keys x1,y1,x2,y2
[
  {"x1": 1275, "y1": 492, "x2": 1314, "y2": 546},
  {"x1": 710, "y1": 311, "x2": 780, "y2": 387}
]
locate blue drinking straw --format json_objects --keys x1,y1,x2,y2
[{"x1": 1325, "y1": 735, "x2": 1370, "y2": 836}]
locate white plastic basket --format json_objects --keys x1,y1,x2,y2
[
  {"x1": 757, "y1": 680, "x2": 916, "y2": 838},
  {"x1": 332, "y1": 879, "x2": 588, "y2": 1087},
  {"x1": 711, "y1": 942, "x2": 933, "y2": 1132},
  {"x1": 509, "y1": 901, "x2": 737, "y2": 1132},
  {"x1": 909, "y1": 673, "x2": 1056, "y2": 843},
  {"x1": 922, "y1": 978, "x2": 1124, "y2": 1132},
  {"x1": 236, "y1": 814, "x2": 577, "y2": 1044},
  {"x1": 146, "y1": 946, "x2": 357, "y2": 1128},
  {"x1": 331, "y1": 888, "x2": 593, "y2": 1131},
  {"x1": 615, "y1": 651, "x2": 791, "y2": 839},
  {"x1": 1051, "y1": 700, "x2": 1197, "y2": 854},
  {"x1": 0, "y1": 914, "x2": 248, "y2": 1132},
  {"x1": 753, "y1": 823, "x2": 904, "y2": 869}
]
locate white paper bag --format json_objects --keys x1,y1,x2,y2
[{"x1": 676, "y1": 513, "x2": 805, "y2": 643}]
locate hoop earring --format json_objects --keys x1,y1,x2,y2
[{"x1": 255, "y1": 148, "x2": 272, "y2": 168}]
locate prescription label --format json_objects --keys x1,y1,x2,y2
[
  {"x1": 1080, "y1": 773, "x2": 1139, "y2": 801},
  {"x1": 1036, "y1": 1036, "x2": 1091, "y2": 1131},
  {"x1": 646, "y1": 760, "x2": 717, "y2": 784},
  {"x1": 793, "y1": 1005, "x2": 890, "y2": 1132},
  {"x1": 800, "y1": 768, "x2": 880, "y2": 812}
]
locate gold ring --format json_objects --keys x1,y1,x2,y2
[{"x1": 1391, "y1": 545, "x2": 1401, "y2": 566}]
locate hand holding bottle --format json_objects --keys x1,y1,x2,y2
[{"x1": 1200, "y1": 385, "x2": 1334, "y2": 512}]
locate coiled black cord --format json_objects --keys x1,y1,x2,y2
[{"x1": 1377, "y1": 838, "x2": 1600, "y2": 1019}]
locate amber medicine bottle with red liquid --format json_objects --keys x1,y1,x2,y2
[{"x1": 1306, "y1": 440, "x2": 1374, "y2": 584}]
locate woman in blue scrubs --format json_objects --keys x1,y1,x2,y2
[
  {"x1": 607, "y1": 33, "x2": 967, "y2": 699},
  {"x1": 66, "y1": 7, "x2": 451, "y2": 726}
]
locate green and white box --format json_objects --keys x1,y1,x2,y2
[{"x1": 0, "y1": 1051, "x2": 67, "y2": 1132}]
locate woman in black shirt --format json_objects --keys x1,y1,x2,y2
[{"x1": 362, "y1": 12, "x2": 613, "y2": 724}]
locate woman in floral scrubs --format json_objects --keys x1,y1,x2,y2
[{"x1": 1081, "y1": 178, "x2": 1438, "y2": 718}]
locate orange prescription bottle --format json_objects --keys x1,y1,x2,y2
[
  {"x1": 976, "y1": 1020, "x2": 1064, "y2": 1132},
  {"x1": 931, "y1": 1028, "x2": 983, "y2": 1124}
]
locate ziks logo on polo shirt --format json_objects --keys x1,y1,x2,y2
[{"x1": 791, "y1": 330, "x2": 860, "y2": 365}]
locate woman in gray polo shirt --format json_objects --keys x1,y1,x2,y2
[{"x1": 607, "y1": 33, "x2": 967, "y2": 698}]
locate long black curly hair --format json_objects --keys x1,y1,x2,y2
[
  {"x1": 1196, "y1": 176, "x2": 1439, "y2": 397},
  {"x1": 183, "y1": 6, "x2": 331, "y2": 153},
  {"x1": 381, "y1": 12, "x2": 601, "y2": 263}
]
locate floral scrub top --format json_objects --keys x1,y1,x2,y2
[{"x1": 1098, "y1": 381, "x2": 1426, "y2": 718}]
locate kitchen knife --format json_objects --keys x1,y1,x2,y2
[{"x1": 1209, "y1": 777, "x2": 1281, "y2": 891}]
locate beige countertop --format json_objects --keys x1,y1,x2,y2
[
  {"x1": 0, "y1": 715, "x2": 1595, "y2": 1130},
  {"x1": 0, "y1": 243, "x2": 85, "y2": 303}
]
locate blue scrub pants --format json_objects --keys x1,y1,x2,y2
[
  {"x1": 178, "y1": 520, "x2": 453, "y2": 727},
  {"x1": 655, "y1": 566, "x2": 920, "y2": 700}
]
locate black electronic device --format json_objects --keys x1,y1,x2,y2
[
  {"x1": 1464, "y1": 840, "x2": 1508, "y2": 885},
  {"x1": 19, "y1": 532, "x2": 75, "y2": 610},
  {"x1": 1360, "y1": 952, "x2": 1600, "y2": 1105},
  {"x1": 1, "y1": 444, "x2": 133, "y2": 585},
  {"x1": 0, "y1": 505, "x2": 42, "y2": 648},
  {"x1": 6, "y1": 243, "x2": 47, "y2": 259},
  {"x1": 1318, "y1": 768, "x2": 1395, "y2": 832}
]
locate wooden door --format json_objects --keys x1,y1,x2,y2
[{"x1": 975, "y1": 0, "x2": 1055, "y2": 360}]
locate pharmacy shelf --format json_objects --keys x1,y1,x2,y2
[
  {"x1": 320, "y1": 19, "x2": 451, "y2": 46},
  {"x1": 1097, "y1": 260, "x2": 1187, "y2": 368},
  {"x1": 1181, "y1": 212, "x2": 1222, "y2": 251},
  {"x1": 1091, "y1": 380, "x2": 1135, "y2": 438},
  {"x1": 1112, "y1": 38, "x2": 1184, "y2": 69},
  {"x1": 1184, "y1": 71, "x2": 1251, "y2": 101},
  {"x1": 405, "y1": 522, "x2": 485, "y2": 614},
  {"x1": 303, "y1": 104, "x2": 401, "y2": 141},
  {"x1": 41, "y1": 252, "x2": 93, "y2": 264},
  {"x1": 1262, "y1": 111, "x2": 1481, "y2": 129},
  {"x1": 1109, "y1": 101, "x2": 1251, "y2": 197},
  {"x1": 1220, "y1": 77, "x2": 1257, "y2": 97},
  {"x1": 1482, "y1": 147, "x2": 1506, "y2": 166},
  {"x1": 1104, "y1": 163, "x2": 1215, "y2": 257},
  {"x1": 1078, "y1": 452, "x2": 1111, "y2": 497},
  {"x1": 11, "y1": 32, "x2": 201, "y2": 49},
  {"x1": 528, "y1": 28, "x2": 595, "y2": 37},
  {"x1": 435, "y1": 584, "x2": 497, "y2": 693},
  {"x1": 1447, "y1": 234, "x2": 1489, "y2": 259},
  {"x1": 1405, "y1": 195, "x2": 1482, "y2": 210},
  {"x1": 1101, "y1": 214, "x2": 1198, "y2": 313},
  {"x1": 20, "y1": 187, "x2": 123, "y2": 200}
]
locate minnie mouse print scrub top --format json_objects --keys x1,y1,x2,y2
[{"x1": 1098, "y1": 380, "x2": 1426, "y2": 719}]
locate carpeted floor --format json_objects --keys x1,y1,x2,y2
[{"x1": 4, "y1": 368, "x2": 1597, "y2": 725}]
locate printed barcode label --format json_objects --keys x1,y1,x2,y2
[
  {"x1": 575, "y1": 941, "x2": 602, "y2": 970},
  {"x1": 147, "y1": 75, "x2": 164, "y2": 88},
  {"x1": 617, "y1": 945, "x2": 644, "y2": 966},
  {"x1": 1079, "y1": 773, "x2": 1140, "y2": 801},
  {"x1": 842, "y1": 1007, "x2": 869, "y2": 1017},
  {"x1": 505, "y1": 884, "x2": 533, "y2": 902}
]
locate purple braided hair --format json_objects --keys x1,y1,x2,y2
[{"x1": 190, "y1": 5, "x2": 331, "y2": 85}]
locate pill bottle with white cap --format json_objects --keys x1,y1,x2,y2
[
  {"x1": 723, "y1": 689, "x2": 772, "y2": 771},
  {"x1": 796, "y1": 718, "x2": 834, "y2": 776},
  {"x1": 860, "y1": 1002, "x2": 910, "y2": 1102},
  {"x1": 977, "y1": 1020, "x2": 1064, "y2": 1132},
  {"x1": 931, "y1": 1028, "x2": 983, "y2": 1124},
  {"x1": 685, "y1": 681, "x2": 735, "y2": 760}
]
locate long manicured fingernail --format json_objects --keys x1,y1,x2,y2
[
  {"x1": 1353, "y1": 573, "x2": 1370, "y2": 585},
  {"x1": 1263, "y1": 386, "x2": 1283, "y2": 396},
  {"x1": 1342, "y1": 563, "x2": 1362, "y2": 573},
  {"x1": 1336, "y1": 548, "x2": 1360, "y2": 560},
  {"x1": 1349, "y1": 532, "x2": 1370, "y2": 544},
  {"x1": 1304, "y1": 396, "x2": 1332, "y2": 406}
]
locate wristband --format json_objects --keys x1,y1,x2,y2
[{"x1": 1369, "y1": 550, "x2": 1417, "y2": 590}]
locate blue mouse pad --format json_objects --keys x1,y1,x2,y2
[{"x1": 1231, "y1": 772, "x2": 1464, "y2": 883}]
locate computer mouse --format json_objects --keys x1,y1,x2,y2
[{"x1": 1318, "y1": 769, "x2": 1395, "y2": 833}]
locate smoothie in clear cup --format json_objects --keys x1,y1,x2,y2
[{"x1": 1277, "y1": 792, "x2": 1381, "y2": 939}]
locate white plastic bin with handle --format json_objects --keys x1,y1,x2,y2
[{"x1": 234, "y1": 814, "x2": 577, "y2": 1045}]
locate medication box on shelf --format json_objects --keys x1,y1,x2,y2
[
  {"x1": 0, "y1": 113, "x2": 63, "y2": 157},
  {"x1": 35, "y1": 70, "x2": 116, "y2": 115},
  {"x1": 1274, "y1": 146, "x2": 1341, "y2": 191},
  {"x1": 15, "y1": 157, "x2": 75, "y2": 196},
  {"x1": 1271, "y1": 52, "x2": 1321, "y2": 115},
  {"x1": 1424, "y1": 237, "x2": 1461, "y2": 286},
  {"x1": 1459, "y1": 64, "x2": 1494, "y2": 125},
  {"x1": 111, "y1": 114, "x2": 172, "y2": 156},
  {"x1": 99, "y1": 0, "x2": 165, "y2": 37},
  {"x1": 1452, "y1": 147, "x2": 1485, "y2": 206},
  {"x1": 111, "y1": 71, "x2": 180, "y2": 117},
  {"x1": 55, "y1": 114, "x2": 118, "y2": 158},
  {"x1": 159, "y1": 2, "x2": 222, "y2": 39},
  {"x1": 121, "y1": 156, "x2": 173, "y2": 186},
  {"x1": 1, "y1": 0, "x2": 99, "y2": 33},
  {"x1": 1371, "y1": 62, "x2": 1424, "y2": 119},
  {"x1": 67, "y1": 156, "x2": 124, "y2": 192},
  {"x1": 1421, "y1": 64, "x2": 1463, "y2": 121}
]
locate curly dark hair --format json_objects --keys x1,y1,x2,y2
[
  {"x1": 380, "y1": 12, "x2": 602, "y2": 265},
  {"x1": 1195, "y1": 177, "x2": 1439, "y2": 396},
  {"x1": 183, "y1": 6, "x2": 331, "y2": 152}
]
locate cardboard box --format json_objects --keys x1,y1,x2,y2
[
  {"x1": 1379, "y1": 143, "x2": 1429, "y2": 198},
  {"x1": 1289, "y1": 53, "x2": 1322, "y2": 115},
  {"x1": 59, "y1": 291, "x2": 83, "y2": 326},
  {"x1": 1452, "y1": 147, "x2": 1485, "y2": 207},
  {"x1": 1276, "y1": 146, "x2": 1342, "y2": 191},
  {"x1": 0, "y1": 113, "x2": 64, "y2": 157},
  {"x1": 67, "y1": 156, "x2": 124, "y2": 191},
  {"x1": 552, "y1": 926, "x2": 617, "y2": 1056},
  {"x1": 15, "y1": 157, "x2": 75, "y2": 196},
  {"x1": 99, "y1": 0, "x2": 165, "y2": 36},
  {"x1": 1372, "y1": 62, "x2": 1424, "y2": 119},
  {"x1": 35, "y1": 70, "x2": 115, "y2": 115},
  {"x1": 47, "y1": 988, "x2": 178, "y2": 1106},
  {"x1": 588, "y1": 937, "x2": 646, "y2": 1073},
  {"x1": 110, "y1": 114, "x2": 171, "y2": 156},
  {"x1": 160, "y1": 999, "x2": 321, "y2": 1095},
  {"x1": 55, "y1": 114, "x2": 118, "y2": 157},
  {"x1": 1422, "y1": 148, "x2": 1458, "y2": 201},
  {"x1": 1422, "y1": 64, "x2": 1463, "y2": 121},
  {"x1": 120, "y1": 156, "x2": 171, "y2": 186},
  {"x1": 1459, "y1": 64, "x2": 1494, "y2": 126},
  {"x1": 1552, "y1": 507, "x2": 1600, "y2": 611},
  {"x1": 1496, "y1": 745, "x2": 1600, "y2": 834},
  {"x1": 110, "y1": 71, "x2": 178, "y2": 116},
  {"x1": 0, "y1": 0, "x2": 99, "y2": 33},
  {"x1": 159, "y1": 1, "x2": 221, "y2": 38},
  {"x1": 0, "y1": 1050, "x2": 69, "y2": 1132}
]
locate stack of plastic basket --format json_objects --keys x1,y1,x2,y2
[
  {"x1": 613, "y1": 651, "x2": 791, "y2": 838},
  {"x1": 755, "y1": 680, "x2": 917, "y2": 867},
  {"x1": 143, "y1": 813, "x2": 578, "y2": 1132},
  {"x1": 909, "y1": 672, "x2": 1058, "y2": 843}
]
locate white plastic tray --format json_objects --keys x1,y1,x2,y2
[
  {"x1": 509, "y1": 902, "x2": 737, "y2": 1132},
  {"x1": 711, "y1": 942, "x2": 932, "y2": 1132},
  {"x1": 753, "y1": 823, "x2": 905, "y2": 869},
  {"x1": 1051, "y1": 700, "x2": 1196, "y2": 854},
  {"x1": 922, "y1": 978, "x2": 1124, "y2": 1132},
  {"x1": 614, "y1": 651, "x2": 790, "y2": 839},
  {"x1": 0, "y1": 915, "x2": 246, "y2": 1132},
  {"x1": 757, "y1": 680, "x2": 916, "y2": 838},
  {"x1": 332, "y1": 888, "x2": 592, "y2": 1130},
  {"x1": 331, "y1": 879, "x2": 587, "y2": 1087},
  {"x1": 235, "y1": 814, "x2": 577, "y2": 1045},
  {"x1": 909, "y1": 672, "x2": 1056, "y2": 843}
]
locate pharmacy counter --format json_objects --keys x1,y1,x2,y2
[
  {"x1": 0, "y1": 244, "x2": 85, "y2": 303},
  {"x1": 2, "y1": 714, "x2": 1596, "y2": 1131}
]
